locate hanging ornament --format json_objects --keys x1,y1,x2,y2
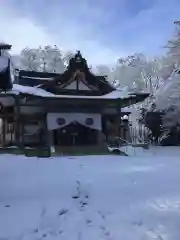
[
  {"x1": 85, "y1": 118, "x2": 94, "y2": 126},
  {"x1": 57, "y1": 118, "x2": 65, "y2": 126},
  {"x1": 62, "y1": 129, "x2": 66, "y2": 134}
]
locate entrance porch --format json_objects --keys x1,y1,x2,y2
[
  {"x1": 53, "y1": 122, "x2": 98, "y2": 146},
  {"x1": 47, "y1": 112, "x2": 104, "y2": 148}
]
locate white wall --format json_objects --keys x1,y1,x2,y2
[{"x1": 0, "y1": 96, "x2": 15, "y2": 107}]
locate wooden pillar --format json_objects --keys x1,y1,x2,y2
[
  {"x1": 21, "y1": 118, "x2": 25, "y2": 148},
  {"x1": 97, "y1": 130, "x2": 105, "y2": 145},
  {"x1": 45, "y1": 113, "x2": 54, "y2": 154},
  {"x1": 116, "y1": 101, "x2": 122, "y2": 138},
  {"x1": 48, "y1": 131, "x2": 54, "y2": 153},
  {"x1": 14, "y1": 96, "x2": 21, "y2": 148},
  {"x1": 43, "y1": 113, "x2": 49, "y2": 147},
  {"x1": 2, "y1": 117, "x2": 6, "y2": 146}
]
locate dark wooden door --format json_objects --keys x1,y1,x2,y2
[{"x1": 54, "y1": 122, "x2": 97, "y2": 146}]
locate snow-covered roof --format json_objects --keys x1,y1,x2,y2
[
  {"x1": 11, "y1": 84, "x2": 55, "y2": 97},
  {"x1": 121, "y1": 107, "x2": 132, "y2": 112},
  {"x1": 20, "y1": 76, "x2": 54, "y2": 80},
  {"x1": 0, "y1": 84, "x2": 135, "y2": 100}
]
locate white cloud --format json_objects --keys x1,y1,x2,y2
[
  {"x1": 0, "y1": 7, "x2": 54, "y2": 53},
  {"x1": 0, "y1": 3, "x2": 121, "y2": 66},
  {"x1": 2, "y1": 0, "x2": 178, "y2": 66}
]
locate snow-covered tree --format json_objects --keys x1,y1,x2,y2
[
  {"x1": 108, "y1": 53, "x2": 160, "y2": 93},
  {"x1": 165, "y1": 21, "x2": 180, "y2": 70},
  {"x1": 142, "y1": 21, "x2": 180, "y2": 145},
  {"x1": 109, "y1": 54, "x2": 145, "y2": 90},
  {"x1": 156, "y1": 56, "x2": 175, "y2": 84},
  {"x1": 62, "y1": 51, "x2": 74, "y2": 67},
  {"x1": 150, "y1": 21, "x2": 180, "y2": 113},
  {"x1": 20, "y1": 47, "x2": 39, "y2": 71},
  {"x1": 20, "y1": 45, "x2": 65, "y2": 72},
  {"x1": 95, "y1": 64, "x2": 111, "y2": 76}
]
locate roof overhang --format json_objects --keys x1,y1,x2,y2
[{"x1": 0, "y1": 85, "x2": 150, "y2": 108}]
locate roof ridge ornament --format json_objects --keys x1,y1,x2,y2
[
  {"x1": 68, "y1": 51, "x2": 88, "y2": 71},
  {"x1": 75, "y1": 50, "x2": 82, "y2": 62}
]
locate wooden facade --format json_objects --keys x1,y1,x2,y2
[{"x1": 0, "y1": 51, "x2": 149, "y2": 152}]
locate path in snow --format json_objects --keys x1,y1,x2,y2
[{"x1": 0, "y1": 148, "x2": 180, "y2": 240}]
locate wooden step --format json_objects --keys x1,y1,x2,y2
[{"x1": 53, "y1": 145, "x2": 109, "y2": 156}]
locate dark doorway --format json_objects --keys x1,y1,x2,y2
[{"x1": 54, "y1": 122, "x2": 98, "y2": 146}]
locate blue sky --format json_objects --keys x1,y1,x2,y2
[{"x1": 1, "y1": 0, "x2": 180, "y2": 65}]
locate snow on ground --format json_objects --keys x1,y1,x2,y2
[{"x1": 1, "y1": 147, "x2": 180, "y2": 240}]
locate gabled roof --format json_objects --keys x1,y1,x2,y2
[
  {"x1": 16, "y1": 52, "x2": 115, "y2": 95},
  {"x1": 16, "y1": 70, "x2": 58, "y2": 86},
  {"x1": 0, "y1": 43, "x2": 12, "y2": 50},
  {"x1": 16, "y1": 69, "x2": 115, "y2": 94},
  {"x1": 18, "y1": 70, "x2": 58, "y2": 79}
]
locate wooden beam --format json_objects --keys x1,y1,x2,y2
[
  {"x1": 20, "y1": 98, "x2": 120, "y2": 107},
  {"x1": 19, "y1": 113, "x2": 45, "y2": 121}
]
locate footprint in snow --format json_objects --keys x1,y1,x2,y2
[
  {"x1": 58, "y1": 208, "x2": 68, "y2": 216},
  {"x1": 40, "y1": 207, "x2": 47, "y2": 217},
  {"x1": 4, "y1": 204, "x2": 10, "y2": 208},
  {"x1": 72, "y1": 180, "x2": 90, "y2": 211},
  {"x1": 97, "y1": 211, "x2": 113, "y2": 239},
  {"x1": 72, "y1": 195, "x2": 80, "y2": 199},
  {"x1": 80, "y1": 199, "x2": 88, "y2": 209},
  {"x1": 86, "y1": 218, "x2": 93, "y2": 227},
  {"x1": 42, "y1": 233, "x2": 47, "y2": 238},
  {"x1": 33, "y1": 228, "x2": 39, "y2": 233},
  {"x1": 100, "y1": 225, "x2": 112, "y2": 239},
  {"x1": 132, "y1": 220, "x2": 143, "y2": 227},
  {"x1": 97, "y1": 211, "x2": 106, "y2": 220},
  {"x1": 72, "y1": 181, "x2": 81, "y2": 199},
  {"x1": 77, "y1": 231, "x2": 82, "y2": 240}
]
